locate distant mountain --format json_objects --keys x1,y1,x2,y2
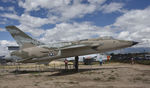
[{"x1": 107, "y1": 47, "x2": 150, "y2": 54}]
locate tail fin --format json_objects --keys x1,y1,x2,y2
[{"x1": 5, "y1": 26, "x2": 44, "y2": 48}]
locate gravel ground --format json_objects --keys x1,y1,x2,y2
[{"x1": 0, "y1": 63, "x2": 150, "y2": 88}]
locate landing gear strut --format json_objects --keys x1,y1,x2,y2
[{"x1": 74, "y1": 56, "x2": 79, "y2": 72}]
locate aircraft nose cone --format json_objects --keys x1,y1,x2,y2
[{"x1": 132, "y1": 41, "x2": 138, "y2": 45}]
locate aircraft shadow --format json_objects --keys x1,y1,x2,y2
[
  {"x1": 47, "y1": 67, "x2": 119, "y2": 76},
  {"x1": 11, "y1": 70, "x2": 53, "y2": 74},
  {"x1": 10, "y1": 66, "x2": 127, "y2": 76}
]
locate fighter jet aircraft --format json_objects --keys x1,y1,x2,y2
[{"x1": 5, "y1": 26, "x2": 138, "y2": 65}]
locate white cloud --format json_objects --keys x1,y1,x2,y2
[
  {"x1": 16, "y1": 13, "x2": 49, "y2": 37},
  {"x1": 101, "y1": 2, "x2": 125, "y2": 13},
  {"x1": 17, "y1": 24, "x2": 45, "y2": 37},
  {"x1": 1, "y1": 0, "x2": 16, "y2": 3},
  {"x1": 18, "y1": 0, "x2": 106, "y2": 12},
  {"x1": 1, "y1": 0, "x2": 107, "y2": 37},
  {"x1": 0, "y1": 46, "x2": 9, "y2": 56},
  {"x1": 18, "y1": 0, "x2": 106, "y2": 23},
  {"x1": 0, "y1": 18, "x2": 8, "y2": 25},
  {"x1": 7, "y1": 6, "x2": 16, "y2": 13},
  {"x1": 1, "y1": 0, "x2": 150, "y2": 48},
  {"x1": 19, "y1": 0, "x2": 70, "y2": 12},
  {"x1": 112, "y1": 6, "x2": 150, "y2": 47},
  {"x1": 1, "y1": 13, "x2": 49, "y2": 27},
  {"x1": 40, "y1": 22, "x2": 114, "y2": 43},
  {"x1": 0, "y1": 40, "x2": 17, "y2": 56},
  {"x1": 19, "y1": 13, "x2": 49, "y2": 27},
  {"x1": 1, "y1": 13, "x2": 47, "y2": 37},
  {"x1": 0, "y1": 6, "x2": 16, "y2": 14},
  {"x1": 87, "y1": 0, "x2": 106, "y2": 4},
  {"x1": 1, "y1": 13, "x2": 19, "y2": 20},
  {"x1": 1, "y1": 0, "x2": 127, "y2": 38},
  {"x1": 0, "y1": 40, "x2": 17, "y2": 46},
  {"x1": 118, "y1": 31, "x2": 129, "y2": 39},
  {"x1": 0, "y1": 6, "x2": 4, "y2": 11},
  {"x1": 60, "y1": 3, "x2": 96, "y2": 20},
  {"x1": 15, "y1": 0, "x2": 125, "y2": 26}
]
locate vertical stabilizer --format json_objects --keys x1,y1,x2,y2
[{"x1": 5, "y1": 26, "x2": 44, "y2": 48}]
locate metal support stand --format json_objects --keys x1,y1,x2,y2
[{"x1": 75, "y1": 56, "x2": 79, "y2": 72}]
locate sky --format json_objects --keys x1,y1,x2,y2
[{"x1": 0, "y1": 0, "x2": 150, "y2": 55}]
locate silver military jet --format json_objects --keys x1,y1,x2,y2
[{"x1": 5, "y1": 26, "x2": 138, "y2": 65}]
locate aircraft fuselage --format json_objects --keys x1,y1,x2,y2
[{"x1": 11, "y1": 38, "x2": 137, "y2": 63}]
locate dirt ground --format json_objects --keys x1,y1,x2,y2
[{"x1": 0, "y1": 63, "x2": 150, "y2": 88}]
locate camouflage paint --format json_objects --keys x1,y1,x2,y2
[{"x1": 6, "y1": 26, "x2": 138, "y2": 63}]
